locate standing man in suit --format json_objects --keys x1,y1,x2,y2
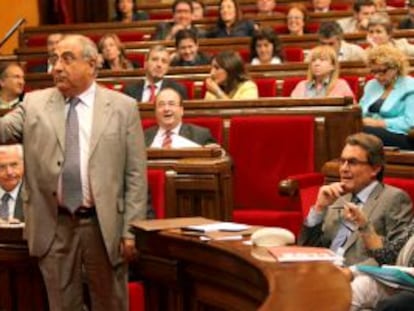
[
  {"x1": 145, "y1": 87, "x2": 216, "y2": 147},
  {"x1": 123, "y1": 45, "x2": 187, "y2": 103},
  {"x1": 299, "y1": 132, "x2": 412, "y2": 266},
  {"x1": 0, "y1": 144, "x2": 24, "y2": 222},
  {"x1": 0, "y1": 34, "x2": 147, "y2": 311}
]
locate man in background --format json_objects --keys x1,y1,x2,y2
[
  {"x1": 145, "y1": 87, "x2": 216, "y2": 148},
  {"x1": 124, "y1": 45, "x2": 187, "y2": 102},
  {"x1": 0, "y1": 144, "x2": 24, "y2": 223},
  {"x1": 338, "y1": 0, "x2": 376, "y2": 33},
  {"x1": 29, "y1": 33, "x2": 63, "y2": 73},
  {"x1": 0, "y1": 62, "x2": 25, "y2": 109}
]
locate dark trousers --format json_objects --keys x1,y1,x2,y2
[
  {"x1": 363, "y1": 126, "x2": 414, "y2": 150},
  {"x1": 375, "y1": 291, "x2": 414, "y2": 311}
]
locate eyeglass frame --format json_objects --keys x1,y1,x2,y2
[{"x1": 338, "y1": 157, "x2": 370, "y2": 167}]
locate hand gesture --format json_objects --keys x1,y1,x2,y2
[
  {"x1": 315, "y1": 182, "x2": 346, "y2": 212},
  {"x1": 344, "y1": 202, "x2": 367, "y2": 228}
]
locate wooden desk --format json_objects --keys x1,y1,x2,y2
[
  {"x1": 0, "y1": 228, "x2": 48, "y2": 311},
  {"x1": 131, "y1": 220, "x2": 351, "y2": 311},
  {"x1": 147, "y1": 150, "x2": 233, "y2": 221}
]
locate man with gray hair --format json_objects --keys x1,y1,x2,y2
[
  {"x1": 0, "y1": 34, "x2": 147, "y2": 310},
  {"x1": 0, "y1": 144, "x2": 24, "y2": 223}
]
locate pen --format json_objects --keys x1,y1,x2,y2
[{"x1": 330, "y1": 205, "x2": 344, "y2": 210}]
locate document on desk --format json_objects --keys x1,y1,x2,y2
[
  {"x1": 182, "y1": 222, "x2": 250, "y2": 233},
  {"x1": 268, "y1": 246, "x2": 343, "y2": 263}
]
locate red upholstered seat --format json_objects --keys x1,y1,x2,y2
[
  {"x1": 238, "y1": 49, "x2": 250, "y2": 62},
  {"x1": 177, "y1": 80, "x2": 195, "y2": 99},
  {"x1": 147, "y1": 169, "x2": 166, "y2": 219},
  {"x1": 229, "y1": 115, "x2": 315, "y2": 236},
  {"x1": 117, "y1": 32, "x2": 145, "y2": 42},
  {"x1": 342, "y1": 75, "x2": 361, "y2": 100},
  {"x1": 282, "y1": 47, "x2": 304, "y2": 62},
  {"x1": 142, "y1": 117, "x2": 223, "y2": 144},
  {"x1": 282, "y1": 76, "x2": 304, "y2": 97},
  {"x1": 305, "y1": 22, "x2": 320, "y2": 33},
  {"x1": 128, "y1": 282, "x2": 145, "y2": 311},
  {"x1": 273, "y1": 24, "x2": 289, "y2": 35},
  {"x1": 386, "y1": 0, "x2": 405, "y2": 7},
  {"x1": 127, "y1": 53, "x2": 146, "y2": 67},
  {"x1": 254, "y1": 77, "x2": 278, "y2": 97},
  {"x1": 383, "y1": 177, "x2": 414, "y2": 205},
  {"x1": 26, "y1": 35, "x2": 47, "y2": 47}
]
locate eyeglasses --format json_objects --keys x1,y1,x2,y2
[
  {"x1": 338, "y1": 157, "x2": 370, "y2": 167},
  {"x1": 287, "y1": 15, "x2": 303, "y2": 20},
  {"x1": 370, "y1": 67, "x2": 391, "y2": 75},
  {"x1": 48, "y1": 52, "x2": 79, "y2": 66}
]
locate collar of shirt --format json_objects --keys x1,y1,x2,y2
[
  {"x1": 70, "y1": 81, "x2": 96, "y2": 108},
  {"x1": 161, "y1": 123, "x2": 182, "y2": 136},
  {"x1": 0, "y1": 97, "x2": 20, "y2": 109},
  {"x1": 144, "y1": 79, "x2": 163, "y2": 90},
  {"x1": 0, "y1": 182, "x2": 22, "y2": 202},
  {"x1": 354, "y1": 180, "x2": 379, "y2": 204},
  {"x1": 307, "y1": 77, "x2": 330, "y2": 90}
]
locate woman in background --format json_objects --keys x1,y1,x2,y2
[
  {"x1": 112, "y1": 0, "x2": 148, "y2": 22},
  {"x1": 291, "y1": 45, "x2": 355, "y2": 99},
  {"x1": 204, "y1": 51, "x2": 258, "y2": 100},
  {"x1": 98, "y1": 34, "x2": 137, "y2": 70},
  {"x1": 360, "y1": 45, "x2": 414, "y2": 149},
  {"x1": 367, "y1": 12, "x2": 414, "y2": 57},
  {"x1": 250, "y1": 27, "x2": 283, "y2": 65},
  {"x1": 207, "y1": 0, "x2": 256, "y2": 38}
]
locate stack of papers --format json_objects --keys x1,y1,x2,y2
[
  {"x1": 181, "y1": 222, "x2": 252, "y2": 241},
  {"x1": 268, "y1": 246, "x2": 343, "y2": 263},
  {"x1": 182, "y1": 222, "x2": 250, "y2": 233},
  {"x1": 357, "y1": 265, "x2": 414, "y2": 291}
]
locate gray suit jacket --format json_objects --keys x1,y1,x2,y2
[
  {"x1": 298, "y1": 183, "x2": 413, "y2": 266},
  {"x1": 144, "y1": 123, "x2": 216, "y2": 147},
  {"x1": 0, "y1": 85, "x2": 147, "y2": 265}
]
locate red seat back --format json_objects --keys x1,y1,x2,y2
[
  {"x1": 254, "y1": 77, "x2": 277, "y2": 97},
  {"x1": 282, "y1": 76, "x2": 305, "y2": 97},
  {"x1": 282, "y1": 47, "x2": 304, "y2": 62},
  {"x1": 384, "y1": 177, "x2": 414, "y2": 207},
  {"x1": 177, "y1": 80, "x2": 195, "y2": 100},
  {"x1": 342, "y1": 75, "x2": 361, "y2": 100},
  {"x1": 229, "y1": 115, "x2": 315, "y2": 211},
  {"x1": 147, "y1": 169, "x2": 166, "y2": 219},
  {"x1": 117, "y1": 32, "x2": 145, "y2": 42}
]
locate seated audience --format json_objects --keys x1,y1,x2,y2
[
  {"x1": 286, "y1": 4, "x2": 308, "y2": 36},
  {"x1": 207, "y1": 0, "x2": 256, "y2": 38},
  {"x1": 291, "y1": 46, "x2": 356, "y2": 100},
  {"x1": 204, "y1": 51, "x2": 258, "y2": 100},
  {"x1": 360, "y1": 45, "x2": 414, "y2": 150},
  {"x1": 0, "y1": 62, "x2": 25, "y2": 109},
  {"x1": 0, "y1": 144, "x2": 24, "y2": 223},
  {"x1": 145, "y1": 87, "x2": 216, "y2": 148},
  {"x1": 191, "y1": 0, "x2": 205, "y2": 20},
  {"x1": 318, "y1": 21, "x2": 367, "y2": 62},
  {"x1": 250, "y1": 27, "x2": 283, "y2": 65},
  {"x1": 256, "y1": 0, "x2": 283, "y2": 16},
  {"x1": 170, "y1": 29, "x2": 211, "y2": 66},
  {"x1": 124, "y1": 45, "x2": 187, "y2": 102},
  {"x1": 312, "y1": 0, "x2": 331, "y2": 12},
  {"x1": 111, "y1": 0, "x2": 148, "y2": 22},
  {"x1": 98, "y1": 33, "x2": 137, "y2": 71},
  {"x1": 153, "y1": 0, "x2": 203, "y2": 40},
  {"x1": 29, "y1": 33, "x2": 63, "y2": 73},
  {"x1": 298, "y1": 132, "x2": 413, "y2": 266},
  {"x1": 338, "y1": 0, "x2": 377, "y2": 33},
  {"x1": 339, "y1": 201, "x2": 414, "y2": 310},
  {"x1": 399, "y1": 0, "x2": 414, "y2": 29},
  {"x1": 367, "y1": 13, "x2": 414, "y2": 57}
]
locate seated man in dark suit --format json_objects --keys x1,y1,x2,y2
[
  {"x1": 0, "y1": 144, "x2": 24, "y2": 223},
  {"x1": 29, "y1": 33, "x2": 63, "y2": 73},
  {"x1": 145, "y1": 87, "x2": 216, "y2": 148},
  {"x1": 298, "y1": 133, "x2": 413, "y2": 266},
  {"x1": 123, "y1": 45, "x2": 187, "y2": 103}
]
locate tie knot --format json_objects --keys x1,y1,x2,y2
[
  {"x1": 2, "y1": 193, "x2": 11, "y2": 203},
  {"x1": 351, "y1": 195, "x2": 361, "y2": 204},
  {"x1": 68, "y1": 97, "x2": 80, "y2": 107}
]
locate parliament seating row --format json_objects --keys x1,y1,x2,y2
[{"x1": 19, "y1": 9, "x2": 410, "y2": 48}]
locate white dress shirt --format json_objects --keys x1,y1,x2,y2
[
  {"x1": 151, "y1": 123, "x2": 200, "y2": 148},
  {"x1": 58, "y1": 82, "x2": 96, "y2": 207},
  {"x1": 142, "y1": 80, "x2": 163, "y2": 102}
]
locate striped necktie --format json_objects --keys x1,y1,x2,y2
[{"x1": 162, "y1": 130, "x2": 172, "y2": 148}]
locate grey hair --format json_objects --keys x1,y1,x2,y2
[{"x1": 0, "y1": 144, "x2": 24, "y2": 161}]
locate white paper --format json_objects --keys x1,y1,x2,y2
[{"x1": 184, "y1": 222, "x2": 250, "y2": 233}]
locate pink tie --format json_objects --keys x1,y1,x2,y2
[
  {"x1": 148, "y1": 84, "x2": 156, "y2": 104},
  {"x1": 162, "y1": 130, "x2": 172, "y2": 148}
]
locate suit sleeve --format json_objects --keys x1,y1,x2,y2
[
  {"x1": 123, "y1": 101, "x2": 148, "y2": 238},
  {"x1": 0, "y1": 99, "x2": 26, "y2": 143}
]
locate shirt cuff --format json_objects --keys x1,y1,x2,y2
[{"x1": 304, "y1": 206, "x2": 325, "y2": 227}]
